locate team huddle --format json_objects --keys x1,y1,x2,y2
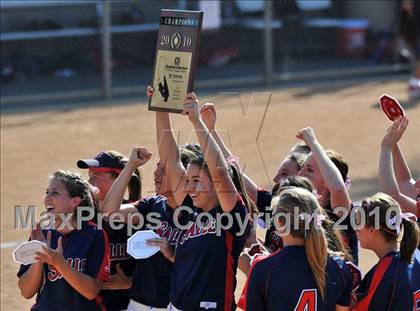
[{"x1": 17, "y1": 87, "x2": 420, "y2": 311}]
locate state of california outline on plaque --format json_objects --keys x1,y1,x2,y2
[
  {"x1": 151, "y1": 50, "x2": 192, "y2": 110},
  {"x1": 148, "y1": 10, "x2": 203, "y2": 113}
]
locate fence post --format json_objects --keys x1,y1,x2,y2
[
  {"x1": 101, "y1": 0, "x2": 112, "y2": 100},
  {"x1": 264, "y1": 0, "x2": 274, "y2": 85}
]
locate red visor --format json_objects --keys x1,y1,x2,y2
[{"x1": 89, "y1": 167, "x2": 122, "y2": 174}]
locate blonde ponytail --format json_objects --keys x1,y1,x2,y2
[
  {"x1": 400, "y1": 218, "x2": 420, "y2": 264},
  {"x1": 272, "y1": 187, "x2": 329, "y2": 300},
  {"x1": 304, "y1": 219, "x2": 328, "y2": 299}
]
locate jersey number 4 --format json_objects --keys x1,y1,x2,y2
[
  {"x1": 414, "y1": 290, "x2": 420, "y2": 311},
  {"x1": 294, "y1": 289, "x2": 317, "y2": 311}
]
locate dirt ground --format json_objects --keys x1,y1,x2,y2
[{"x1": 1, "y1": 76, "x2": 419, "y2": 310}]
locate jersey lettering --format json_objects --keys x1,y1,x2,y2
[
  {"x1": 178, "y1": 219, "x2": 217, "y2": 245},
  {"x1": 110, "y1": 243, "x2": 129, "y2": 261},
  {"x1": 47, "y1": 258, "x2": 87, "y2": 282},
  {"x1": 109, "y1": 243, "x2": 130, "y2": 261},
  {"x1": 155, "y1": 220, "x2": 182, "y2": 245},
  {"x1": 294, "y1": 289, "x2": 317, "y2": 311},
  {"x1": 414, "y1": 290, "x2": 420, "y2": 311}
]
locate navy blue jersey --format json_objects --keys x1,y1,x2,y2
[
  {"x1": 99, "y1": 220, "x2": 136, "y2": 310},
  {"x1": 170, "y1": 199, "x2": 249, "y2": 311},
  {"x1": 17, "y1": 222, "x2": 110, "y2": 311},
  {"x1": 246, "y1": 246, "x2": 352, "y2": 311},
  {"x1": 356, "y1": 250, "x2": 420, "y2": 310},
  {"x1": 130, "y1": 194, "x2": 184, "y2": 308},
  {"x1": 410, "y1": 249, "x2": 420, "y2": 310},
  {"x1": 256, "y1": 189, "x2": 284, "y2": 252}
]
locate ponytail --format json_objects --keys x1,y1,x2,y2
[
  {"x1": 272, "y1": 187, "x2": 329, "y2": 300},
  {"x1": 400, "y1": 218, "x2": 420, "y2": 264},
  {"x1": 229, "y1": 161, "x2": 257, "y2": 215},
  {"x1": 304, "y1": 222, "x2": 328, "y2": 300}
]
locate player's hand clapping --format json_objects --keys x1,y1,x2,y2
[{"x1": 34, "y1": 232, "x2": 66, "y2": 271}]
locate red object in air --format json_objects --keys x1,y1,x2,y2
[{"x1": 379, "y1": 94, "x2": 405, "y2": 121}]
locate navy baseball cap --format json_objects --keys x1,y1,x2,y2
[{"x1": 77, "y1": 152, "x2": 124, "y2": 172}]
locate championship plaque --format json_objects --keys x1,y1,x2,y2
[{"x1": 148, "y1": 9, "x2": 203, "y2": 113}]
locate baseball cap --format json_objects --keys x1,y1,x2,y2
[{"x1": 77, "y1": 151, "x2": 124, "y2": 173}]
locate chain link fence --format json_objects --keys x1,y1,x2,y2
[{"x1": 0, "y1": 0, "x2": 413, "y2": 105}]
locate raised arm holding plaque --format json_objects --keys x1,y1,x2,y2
[{"x1": 148, "y1": 10, "x2": 203, "y2": 113}]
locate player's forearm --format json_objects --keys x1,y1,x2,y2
[
  {"x1": 157, "y1": 243, "x2": 175, "y2": 263},
  {"x1": 119, "y1": 276, "x2": 133, "y2": 289},
  {"x1": 165, "y1": 251, "x2": 175, "y2": 263},
  {"x1": 156, "y1": 112, "x2": 180, "y2": 166},
  {"x1": 211, "y1": 128, "x2": 258, "y2": 202},
  {"x1": 18, "y1": 262, "x2": 44, "y2": 299},
  {"x1": 391, "y1": 145, "x2": 417, "y2": 198},
  {"x1": 192, "y1": 119, "x2": 229, "y2": 178},
  {"x1": 58, "y1": 262, "x2": 102, "y2": 300},
  {"x1": 210, "y1": 129, "x2": 233, "y2": 160},
  {"x1": 391, "y1": 193, "x2": 417, "y2": 214},
  {"x1": 392, "y1": 144, "x2": 413, "y2": 183},
  {"x1": 156, "y1": 111, "x2": 187, "y2": 204},
  {"x1": 102, "y1": 164, "x2": 137, "y2": 214},
  {"x1": 379, "y1": 146, "x2": 401, "y2": 197},
  {"x1": 310, "y1": 141, "x2": 346, "y2": 192},
  {"x1": 309, "y1": 140, "x2": 350, "y2": 209},
  {"x1": 379, "y1": 147, "x2": 417, "y2": 213},
  {"x1": 242, "y1": 174, "x2": 258, "y2": 204},
  {"x1": 192, "y1": 119, "x2": 238, "y2": 211},
  {"x1": 103, "y1": 275, "x2": 132, "y2": 290}
]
